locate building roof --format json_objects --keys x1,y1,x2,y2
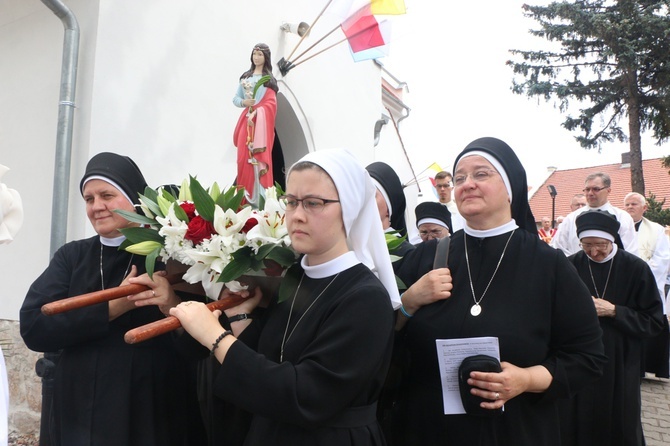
[{"x1": 529, "y1": 157, "x2": 670, "y2": 223}]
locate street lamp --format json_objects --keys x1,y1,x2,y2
[{"x1": 547, "y1": 185, "x2": 557, "y2": 228}]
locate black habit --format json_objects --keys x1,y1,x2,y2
[
  {"x1": 399, "y1": 229, "x2": 605, "y2": 445},
  {"x1": 561, "y1": 248, "x2": 665, "y2": 446},
  {"x1": 211, "y1": 262, "x2": 395, "y2": 446},
  {"x1": 20, "y1": 236, "x2": 205, "y2": 446}
]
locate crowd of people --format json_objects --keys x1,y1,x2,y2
[{"x1": 17, "y1": 137, "x2": 670, "y2": 446}]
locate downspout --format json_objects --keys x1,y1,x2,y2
[{"x1": 42, "y1": 0, "x2": 80, "y2": 259}]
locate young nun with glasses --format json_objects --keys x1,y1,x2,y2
[
  {"x1": 171, "y1": 149, "x2": 400, "y2": 445},
  {"x1": 559, "y1": 209, "x2": 664, "y2": 446},
  {"x1": 393, "y1": 137, "x2": 606, "y2": 446}
]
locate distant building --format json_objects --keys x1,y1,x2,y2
[{"x1": 529, "y1": 154, "x2": 670, "y2": 226}]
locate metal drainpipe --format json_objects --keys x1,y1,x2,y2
[
  {"x1": 41, "y1": 0, "x2": 80, "y2": 259},
  {"x1": 37, "y1": 3, "x2": 79, "y2": 445}
]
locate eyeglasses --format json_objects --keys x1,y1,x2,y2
[
  {"x1": 579, "y1": 241, "x2": 612, "y2": 251},
  {"x1": 435, "y1": 183, "x2": 453, "y2": 189},
  {"x1": 582, "y1": 186, "x2": 607, "y2": 193},
  {"x1": 278, "y1": 195, "x2": 340, "y2": 213},
  {"x1": 419, "y1": 229, "x2": 447, "y2": 238},
  {"x1": 453, "y1": 169, "x2": 499, "y2": 187}
]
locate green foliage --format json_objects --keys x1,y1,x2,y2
[
  {"x1": 645, "y1": 193, "x2": 670, "y2": 226},
  {"x1": 508, "y1": 1, "x2": 670, "y2": 193}
]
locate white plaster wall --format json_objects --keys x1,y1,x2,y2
[{"x1": 0, "y1": 0, "x2": 405, "y2": 321}]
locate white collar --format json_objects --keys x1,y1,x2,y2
[
  {"x1": 464, "y1": 220, "x2": 518, "y2": 238},
  {"x1": 99, "y1": 235, "x2": 126, "y2": 247},
  {"x1": 301, "y1": 251, "x2": 359, "y2": 279}
]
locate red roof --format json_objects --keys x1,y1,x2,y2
[{"x1": 529, "y1": 158, "x2": 670, "y2": 223}]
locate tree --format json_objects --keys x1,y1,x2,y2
[{"x1": 508, "y1": 0, "x2": 670, "y2": 194}]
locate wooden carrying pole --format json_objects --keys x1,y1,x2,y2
[
  {"x1": 41, "y1": 274, "x2": 184, "y2": 316},
  {"x1": 124, "y1": 295, "x2": 247, "y2": 344}
]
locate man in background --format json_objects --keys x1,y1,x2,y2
[
  {"x1": 538, "y1": 216, "x2": 556, "y2": 243},
  {"x1": 570, "y1": 193, "x2": 587, "y2": 212},
  {"x1": 551, "y1": 172, "x2": 637, "y2": 256},
  {"x1": 624, "y1": 192, "x2": 670, "y2": 378},
  {"x1": 434, "y1": 171, "x2": 463, "y2": 232}
]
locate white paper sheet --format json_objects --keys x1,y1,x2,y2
[{"x1": 435, "y1": 336, "x2": 500, "y2": 414}]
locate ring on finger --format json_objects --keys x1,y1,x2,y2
[
  {"x1": 151, "y1": 290, "x2": 156, "y2": 297},
  {"x1": 494, "y1": 392, "x2": 500, "y2": 400}
]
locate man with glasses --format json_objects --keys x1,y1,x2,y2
[
  {"x1": 551, "y1": 172, "x2": 637, "y2": 256},
  {"x1": 434, "y1": 171, "x2": 464, "y2": 232}
]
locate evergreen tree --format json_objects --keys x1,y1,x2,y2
[{"x1": 508, "y1": 0, "x2": 670, "y2": 194}]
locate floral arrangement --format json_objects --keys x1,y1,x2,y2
[{"x1": 116, "y1": 177, "x2": 297, "y2": 300}]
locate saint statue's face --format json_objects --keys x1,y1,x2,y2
[{"x1": 252, "y1": 50, "x2": 265, "y2": 69}]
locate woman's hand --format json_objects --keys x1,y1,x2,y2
[
  {"x1": 592, "y1": 296, "x2": 616, "y2": 317},
  {"x1": 402, "y1": 268, "x2": 452, "y2": 314},
  {"x1": 127, "y1": 270, "x2": 182, "y2": 316},
  {"x1": 467, "y1": 362, "x2": 552, "y2": 410},
  {"x1": 222, "y1": 286, "x2": 263, "y2": 317},
  {"x1": 170, "y1": 302, "x2": 226, "y2": 348}
]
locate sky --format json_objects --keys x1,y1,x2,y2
[{"x1": 381, "y1": 0, "x2": 668, "y2": 190}]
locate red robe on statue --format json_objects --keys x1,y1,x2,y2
[{"x1": 233, "y1": 88, "x2": 277, "y2": 195}]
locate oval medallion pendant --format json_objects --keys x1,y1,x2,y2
[{"x1": 470, "y1": 304, "x2": 482, "y2": 317}]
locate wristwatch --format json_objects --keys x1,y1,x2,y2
[{"x1": 228, "y1": 313, "x2": 252, "y2": 323}]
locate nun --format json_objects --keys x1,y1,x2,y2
[
  {"x1": 171, "y1": 149, "x2": 399, "y2": 445},
  {"x1": 560, "y1": 209, "x2": 664, "y2": 446},
  {"x1": 414, "y1": 201, "x2": 452, "y2": 242},
  {"x1": 394, "y1": 137, "x2": 605, "y2": 446},
  {"x1": 20, "y1": 152, "x2": 204, "y2": 445},
  {"x1": 366, "y1": 161, "x2": 414, "y2": 256}
]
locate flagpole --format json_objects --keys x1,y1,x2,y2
[
  {"x1": 290, "y1": 25, "x2": 340, "y2": 64},
  {"x1": 290, "y1": 36, "x2": 348, "y2": 68},
  {"x1": 386, "y1": 106, "x2": 420, "y2": 193},
  {"x1": 286, "y1": 0, "x2": 334, "y2": 62}
]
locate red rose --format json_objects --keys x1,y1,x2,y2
[
  {"x1": 185, "y1": 216, "x2": 215, "y2": 245},
  {"x1": 242, "y1": 217, "x2": 259, "y2": 233},
  {"x1": 179, "y1": 202, "x2": 197, "y2": 220},
  {"x1": 262, "y1": 259, "x2": 285, "y2": 277}
]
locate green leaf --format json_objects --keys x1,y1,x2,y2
[
  {"x1": 277, "y1": 268, "x2": 299, "y2": 304},
  {"x1": 216, "y1": 186, "x2": 245, "y2": 211},
  {"x1": 190, "y1": 175, "x2": 215, "y2": 221},
  {"x1": 252, "y1": 75, "x2": 271, "y2": 97},
  {"x1": 142, "y1": 186, "x2": 158, "y2": 203},
  {"x1": 119, "y1": 227, "x2": 164, "y2": 244},
  {"x1": 172, "y1": 202, "x2": 190, "y2": 222},
  {"x1": 138, "y1": 193, "x2": 163, "y2": 218},
  {"x1": 219, "y1": 252, "x2": 253, "y2": 282},
  {"x1": 114, "y1": 209, "x2": 156, "y2": 226},
  {"x1": 145, "y1": 246, "x2": 161, "y2": 279},
  {"x1": 264, "y1": 246, "x2": 297, "y2": 267}
]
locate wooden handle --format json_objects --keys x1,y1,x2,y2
[
  {"x1": 41, "y1": 274, "x2": 184, "y2": 316},
  {"x1": 124, "y1": 295, "x2": 248, "y2": 344}
]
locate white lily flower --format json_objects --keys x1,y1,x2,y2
[{"x1": 213, "y1": 205, "x2": 253, "y2": 236}]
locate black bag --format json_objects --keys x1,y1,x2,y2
[{"x1": 458, "y1": 354, "x2": 503, "y2": 417}]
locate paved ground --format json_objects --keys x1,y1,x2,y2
[{"x1": 641, "y1": 376, "x2": 670, "y2": 445}]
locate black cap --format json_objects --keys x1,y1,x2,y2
[
  {"x1": 79, "y1": 152, "x2": 148, "y2": 205},
  {"x1": 576, "y1": 209, "x2": 623, "y2": 249},
  {"x1": 453, "y1": 137, "x2": 537, "y2": 234},
  {"x1": 415, "y1": 202, "x2": 452, "y2": 233},
  {"x1": 366, "y1": 161, "x2": 407, "y2": 236}
]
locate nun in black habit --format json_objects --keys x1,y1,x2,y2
[
  {"x1": 394, "y1": 137, "x2": 606, "y2": 446},
  {"x1": 171, "y1": 149, "x2": 399, "y2": 445},
  {"x1": 366, "y1": 161, "x2": 414, "y2": 257},
  {"x1": 560, "y1": 210, "x2": 664, "y2": 446},
  {"x1": 20, "y1": 152, "x2": 205, "y2": 445}
]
